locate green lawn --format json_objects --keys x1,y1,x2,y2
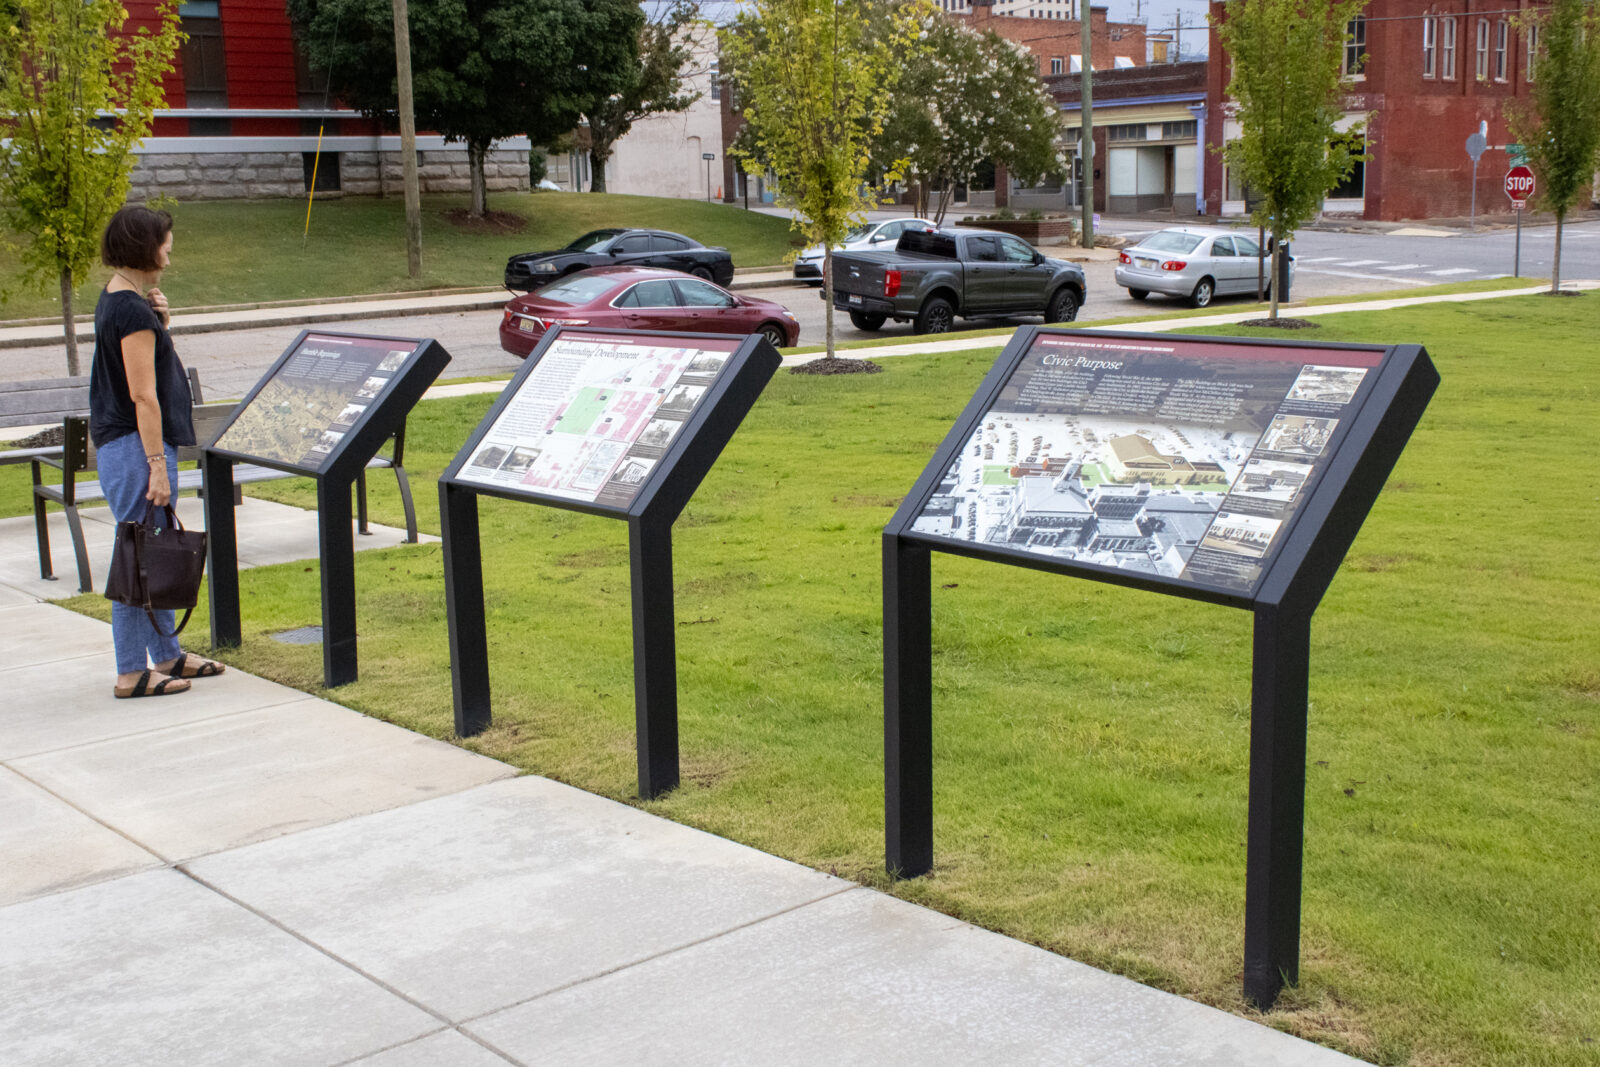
[
  {"x1": 0, "y1": 191, "x2": 803, "y2": 320},
  {"x1": 23, "y1": 293, "x2": 1600, "y2": 1065}
]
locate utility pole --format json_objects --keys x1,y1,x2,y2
[
  {"x1": 392, "y1": 0, "x2": 423, "y2": 278},
  {"x1": 1079, "y1": 0, "x2": 1094, "y2": 248}
]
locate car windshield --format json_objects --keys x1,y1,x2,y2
[
  {"x1": 843, "y1": 224, "x2": 873, "y2": 243},
  {"x1": 535, "y1": 275, "x2": 619, "y2": 305},
  {"x1": 1140, "y1": 231, "x2": 1205, "y2": 254},
  {"x1": 564, "y1": 229, "x2": 624, "y2": 252}
]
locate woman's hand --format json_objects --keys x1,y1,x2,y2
[
  {"x1": 147, "y1": 287, "x2": 171, "y2": 328},
  {"x1": 146, "y1": 462, "x2": 172, "y2": 506}
]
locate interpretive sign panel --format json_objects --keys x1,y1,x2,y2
[
  {"x1": 439, "y1": 327, "x2": 781, "y2": 800},
  {"x1": 903, "y1": 331, "x2": 1386, "y2": 601},
  {"x1": 884, "y1": 326, "x2": 1438, "y2": 1010},
  {"x1": 450, "y1": 331, "x2": 742, "y2": 511},
  {"x1": 212, "y1": 332, "x2": 424, "y2": 471}
]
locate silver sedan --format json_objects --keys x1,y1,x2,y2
[{"x1": 1114, "y1": 226, "x2": 1292, "y2": 308}]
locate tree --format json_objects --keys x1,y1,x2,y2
[
  {"x1": 289, "y1": 0, "x2": 641, "y2": 216},
  {"x1": 1214, "y1": 0, "x2": 1367, "y2": 320},
  {"x1": 583, "y1": 0, "x2": 711, "y2": 194},
  {"x1": 724, "y1": 0, "x2": 926, "y2": 363},
  {"x1": 879, "y1": 18, "x2": 1061, "y2": 224},
  {"x1": 1506, "y1": 0, "x2": 1600, "y2": 294},
  {"x1": 0, "y1": 0, "x2": 182, "y2": 375}
]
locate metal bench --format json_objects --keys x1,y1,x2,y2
[{"x1": 30, "y1": 403, "x2": 417, "y2": 593}]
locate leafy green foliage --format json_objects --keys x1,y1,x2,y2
[
  {"x1": 879, "y1": 16, "x2": 1062, "y2": 223},
  {"x1": 1505, "y1": 0, "x2": 1600, "y2": 291},
  {"x1": 723, "y1": 0, "x2": 929, "y2": 358},
  {"x1": 0, "y1": 0, "x2": 182, "y2": 374},
  {"x1": 288, "y1": 0, "x2": 641, "y2": 214},
  {"x1": 1214, "y1": 0, "x2": 1367, "y2": 319},
  {"x1": 582, "y1": 0, "x2": 710, "y2": 194}
]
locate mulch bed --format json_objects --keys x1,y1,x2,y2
[
  {"x1": 789, "y1": 356, "x2": 883, "y2": 376},
  {"x1": 442, "y1": 209, "x2": 527, "y2": 235},
  {"x1": 1236, "y1": 317, "x2": 1320, "y2": 330}
]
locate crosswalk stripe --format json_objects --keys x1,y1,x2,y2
[
  {"x1": 1333, "y1": 259, "x2": 1384, "y2": 266},
  {"x1": 1425, "y1": 267, "x2": 1477, "y2": 275},
  {"x1": 1293, "y1": 256, "x2": 1339, "y2": 263},
  {"x1": 1378, "y1": 263, "x2": 1426, "y2": 271}
]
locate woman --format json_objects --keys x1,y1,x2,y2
[{"x1": 92, "y1": 206, "x2": 225, "y2": 698}]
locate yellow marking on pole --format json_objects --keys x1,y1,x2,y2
[{"x1": 304, "y1": 124, "x2": 326, "y2": 242}]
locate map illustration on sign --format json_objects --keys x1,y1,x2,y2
[
  {"x1": 214, "y1": 333, "x2": 419, "y2": 469},
  {"x1": 453, "y1": 332, "x2": 741, "y2": 509},
  {"x1": 909, "y1": 334, "x2": 1381, "y2": 593}
]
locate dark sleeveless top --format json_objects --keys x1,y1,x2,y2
[{"x1": 89, "y1": 288, "x2": 195, "y2": 448}]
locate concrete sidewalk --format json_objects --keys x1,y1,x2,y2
[{"x1": 0, "y1": 510, "x2": 1361, "y2": 1063}]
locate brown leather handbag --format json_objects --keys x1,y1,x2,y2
[{"x1": 104, "y1": 503, "x2": 208, "y2": 637}]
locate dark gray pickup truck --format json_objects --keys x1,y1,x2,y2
[{"x1": 829, "y1": 228, "x2": 1086, "y2": 334}]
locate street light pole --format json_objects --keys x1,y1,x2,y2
[
  {"x1": 1079, "y1": 0, "x2": 1095, "y2": 249},
  {"x1": 392, "y1": 0, "x2": 423, "y2": 278}
]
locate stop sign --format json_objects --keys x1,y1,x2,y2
[{"x1": 1505, "y1": 165, "x2": 1536, "y2": 203}]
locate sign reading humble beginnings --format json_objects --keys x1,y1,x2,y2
[
  {"x1": 884, "y1": 327, "x2": 1437, "y2": 1012},
  {"x1": 439, "y1": 327, "x2": 781, "y2": 801}
]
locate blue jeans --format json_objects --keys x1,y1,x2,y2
[{"x1": 97, "y1": 432, "x2": 181, "y2": 674}]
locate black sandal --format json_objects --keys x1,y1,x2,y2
[
  {"x1": 114, "y1": 669, "x2": 191, "y2": 699},
  {"x1": 169, "y1": 652, "x2": 225, "y2": 679}
]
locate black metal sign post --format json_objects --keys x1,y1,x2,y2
[
  {"x1": 439, "y1": 327, "x2": 780, "y2": 799},
  {"x1": 203, "y1": 330, "x2": 450, "y2": 686},
  {"x1": 883, "y1": 327, "x2": 1437, "y2": 1008}
]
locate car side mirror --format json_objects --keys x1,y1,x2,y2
[
  {"x1": 871, "y1": 234, "x2": 886, "y2": 242},
  {"x1": 1033, "y1": 251, "x2": 1045, "y2": 265}
]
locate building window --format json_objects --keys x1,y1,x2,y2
[
  {"x1": 178, "y1": 0, "x2": 226, "y2": 108},
  {"x1": 1422, "y1": 16, "x2": 1436, "y2": 78},
  {"x1": 1526, "y1": 24, "x2": 1539, "y2": 81},
  {"x1": 710, "y1": 62, "x2": 720, "y2": 102},
  {"x1": 1476, "y1": 19, "x2": 1490, "y2": 80},
  {"x1": 1050, "y1": 56, "x2": 1063, "y2": 74},
  {"x1": 1495, "y1": 20, "x2": 1509, "y2": 80},
  {"x1": 1329, "y1": 133, "x2": 1365, "y2": 199},
  {"x1": 1442, "y1": 17, "x2": 1457, "y2": 79},
  {"x1": 1161, "y1": 120, "x2": 1196, "y2": 138},
  {"x1": 1343, "y1": 16, "x2": 1367, "y2": 76},
  {"x1": 303, "y1": 152, "x2": 340, "y2": 192},
  {"x1": 1107, "y1": 124, "x2": 1147, "y2": 141}
]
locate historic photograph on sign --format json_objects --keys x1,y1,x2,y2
[
  {"x1": 214, "y1": 334, "x2": 418, "y2": 469},
  {"x1": 909, "y1": 334, "x2": 1381, "y2": 593},
  {"x1": 453, "y1": 332, "x2": 741, "y2": 508}
]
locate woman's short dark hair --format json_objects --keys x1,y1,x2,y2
[{"x1": 101, "y1": 206, "x2": 174, "y2": 271}]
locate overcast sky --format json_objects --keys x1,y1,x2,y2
[{"x1": 1102, "y1": 0, "x2": 1212, "y2": 59}]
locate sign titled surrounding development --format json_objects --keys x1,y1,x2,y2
[
  {"x1": 451, "y1": 331, "x2": 742, "y2": 510},
  {"x1": 906, "y1": 332, "x2": 1387, "y2": 596}
]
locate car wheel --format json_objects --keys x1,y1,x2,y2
[
  {"x1": 914, "y1": 296, "x2": 954, "y2": 334},
  {"x1": 1047, "y1": 288, "x2": 1079, "y2": 323},
  {"x1": 848, "y1": 310, "x2": 887, "y2": 331},
  {"x1": 1190, "y1": 278, "x2": 1215, "y2": 308},
  {"x1": 1127, "y1": 288, "x2": 1149, "y2": 301},
  {"x1": 692, "y1": 266, "x2": 714, "y2": 281},
  {"x1": 756, "y1": 322, "x2": 789, "y2": 349}
]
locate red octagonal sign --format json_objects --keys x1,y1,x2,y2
[{"x1": 1505, "y1": 165, "x2": 1536, "y2": 202}]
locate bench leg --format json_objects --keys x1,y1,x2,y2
[
  {"x1": 393, "y1": 467, "x2": 418, "y2": 545},
  {"x1": 356, "y1": 470, "x2": 370, "y2": 536},
  {"x1": 32, "y1": 492, "x2": 55, "y2": 582},
  {"x1": 65, "y1": 504, "x2": 93, "y2": 593}
]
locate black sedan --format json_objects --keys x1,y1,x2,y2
[{"x1": 503, "y1": 228, "x2": 735, "y2": 291}]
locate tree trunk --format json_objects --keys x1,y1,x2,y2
[
  {"x1": 589, "y1": 149, "x2": 608, "y2": 193},
  {"x1": 1268, "y1": 233, "x2": 1282, "y2": 320},
  {"x1": 823, "y1": 247, "x2": 835, "y2": 360},
  {"x1": 59, "y1": 269, "x2": 80, "y2": 377},
  {"x1": 467, "y1": 139, "x2": 489, "y2": 217},
  {"x1": 1552, "y1": 211, "x2": 1564, "y2": 293}
]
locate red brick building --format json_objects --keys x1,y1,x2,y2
[
  {"x1": 1204, "y1": 0, "x2": 1564, "y2": 221},
  {"x1": 116, "y1": 0, "x2": 527, "y2": 201},
  {"x1": 949, "y1": 1, "x2": 1147, "y2": 75}
]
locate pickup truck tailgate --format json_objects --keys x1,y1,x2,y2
[{"x1": 831, "y1": 255, "x2": 888, "y2": 301}]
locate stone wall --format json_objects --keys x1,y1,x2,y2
[{"x1": 128, "y1": 147, "x2": 530, "y2": 202}]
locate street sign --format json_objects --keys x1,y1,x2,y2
[
  {"x1": 1465, "y1": 131, "x2": 1487, "y2": 162},
  {"x1": 701, "y1": 152, "x2": 715, "y2": 160},
  {"x1": 1505, "y1": 142, "x2": 1528, "y2": 166},
  {"x1": 1505, "y1": 165, "x2": 1535, "y2": 203}
]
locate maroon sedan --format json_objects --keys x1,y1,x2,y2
[{"x1": 497, "y1": 266, "x2": 800, "y2": 358}]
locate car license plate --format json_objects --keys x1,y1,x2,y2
[
  {"x1": 848, "y1": 294, "x2": 862, "y2": 304},
  {"x1": 517, "y1": 318, "x2": 536, "y2": 333},
  {"x1": 1136, "y1": 257, "x2": 1157, "y2": 270}
]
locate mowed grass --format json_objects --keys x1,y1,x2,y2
[
  {"x1": 36, "y1": 293, "x2": 1600, "y2": 1065},
  {"x1": 0, "y1": 191, "x2": 802, "y2": 320}
]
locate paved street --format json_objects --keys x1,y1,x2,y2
[{"x1": 3, "y1": 218, "x2": 1595, "y2": 401}]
